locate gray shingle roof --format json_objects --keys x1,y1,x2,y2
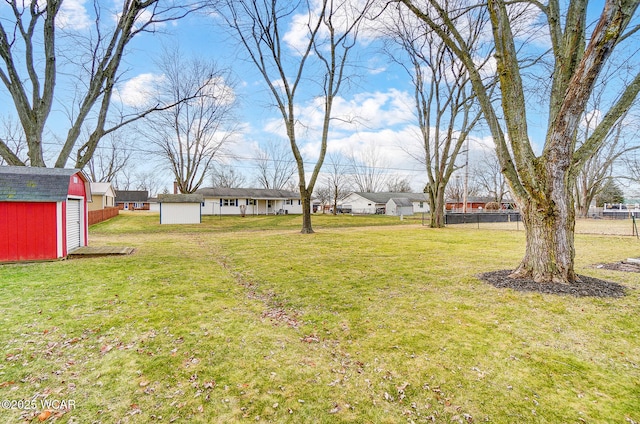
[
  {"x1": 158, "y1": 194, "x2": 203, "y2": 203},
  {"x1": 355, "y1": 192, "x2": 428, "y2": 204},
  {"x1": 0, "y1": 166, "x2": 83, "y2": 202},
  {"x1": 196, "y1": 187, "x2": 300, "y2": 199},
  {"x1": 389, "y1": 197, "x2": 414, "y2": 207},
  {"x1": 115, "y1": 190, "x2": 149, "y2": 202}
]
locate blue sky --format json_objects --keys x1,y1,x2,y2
[{"x1": 2, "y1": 0, "x2": 638, "y2": 197}]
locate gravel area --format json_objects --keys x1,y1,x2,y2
[{"x1": 478, "y1": 269, "x2": 627, "y2": 298}]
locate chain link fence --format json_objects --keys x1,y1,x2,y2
[{"x1": 434, "y1": 212, "x2": 640, "y2": 237}]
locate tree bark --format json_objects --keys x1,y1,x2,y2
[
  {"x1": 300, "y1": 188, "x2": 314, "y2": 234},
  {"x1": 428, "y1": 184, "x2": 446, "y2": 228},
  {"x1": 513, "y1": 181, "x2": 577, "y2": 283}
]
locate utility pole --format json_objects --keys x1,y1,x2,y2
[{"x1": 463, "y1": 137, "x2": 469, "y2": 213}]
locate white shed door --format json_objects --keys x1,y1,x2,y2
[{"x1": 66, "y1": 199, "x2": 82, "y2": 251}]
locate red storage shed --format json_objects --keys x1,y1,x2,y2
[{"x1": 0, "y1": 166, "x2": 92, "y2": 262}]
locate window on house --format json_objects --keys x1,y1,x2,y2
[
  {"x1": 285, "y1": 199, "x2": 292, "y2": 205},
  {"x1": 267, "y1": 200, "x2": 272, "y2": 208},
  {"x1": 222, "y1": 199, "x2": 237, "y2": 206},
  {"x1": 247, "y1": 199, "x2": 256, "y2": 205},
  {"x1": 419, "y1": 202, "x2": 423, "y2": 208}
]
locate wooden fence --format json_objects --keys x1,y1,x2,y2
[{"x1": 88, "y1": 207, "x2": 119, "y2": 225}]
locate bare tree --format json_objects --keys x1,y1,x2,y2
[
  {"x1": 0, "y1": 116, "x2": 27, "y2": 166},
  {"x1": 85, "y1": 131, "x2": 133, "y2": 182},
  {"x1": 445, "y1": 173, "x2": 479, "y2": 208},
  {"x1": 314, "y1": 186, "x2": 332, "y2": 214},
  {"x1": 386, "y1": 175, "x2": 413, "y2": 192},
  {"x1": 324, "y1": 153, "x2": 352, "y2": 214},
  {"x1": 575, "y1": 84, "x2": 640, "y2": 217},
  {"x1": 401, "y1": 0, "x2": 640, "y2": 283},
  {"x1": 218, "y1": 0, "x2": 373, "y2": 233},
  {"x1": 0, "y1": 1, "x2": 206, "y2": 169},
  {"x1": 143, "y1": 49, "x2": 238, "y2": 194},
  {"x1": 134, "y1": 170, "x2": 163, "y2": 198},
  {"x1": 113, "y1": 167, "x2": 135, "y2": 191},
  {"x1": 384, "y1": 2, "x2": 486, "y2": 227},
  {"x1": 254, "y1": 140, "x2": 297, "y2": 190},
  {"x1": 347, "y1": 145, "x2": 390, "y2": 192},
  {"x1": 472, "y1": 150, "x2": 510, "y2": 203},
  {"x1": 210, "y1": 163, "x2": 247, "y2": 188}
]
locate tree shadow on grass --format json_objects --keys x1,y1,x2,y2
[{"x1": 478, "y1": 269, "x2": 627, "y2": 298}]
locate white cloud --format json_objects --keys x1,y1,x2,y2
[
  {"x1": 115, "y1": 73, "x2": 166, "y2": 108},
  {"x1": 56, "y1": 0, "x2": 91, "y2": 30},
  {"x1": 202, "y1": 77, "x2": 236, "y2": 105}
]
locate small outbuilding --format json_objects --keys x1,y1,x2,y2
[
  {"x1": 386, "y1": 197, "x2": 414, "y2": 216},
  {"x1": 0, "y1": 166, "x2": 91, "y2": 262},
  {"x1": 158, "y1": 193, "x2": 203, "y2": 224}
]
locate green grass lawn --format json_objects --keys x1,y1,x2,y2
[{"x1": 1, "y1": 213, "x2": 639, "y2": 423}]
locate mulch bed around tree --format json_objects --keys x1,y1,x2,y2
[{"x1": 478, "y1": 269, "x2": 627, "y2": 298}]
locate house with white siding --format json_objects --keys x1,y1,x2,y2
[
  {"x1": 341, "y1": 192, "x2": 430, "y2": 215},
  {"x1": 196, "y1": 187, "x2": 303, "y2": 215}
]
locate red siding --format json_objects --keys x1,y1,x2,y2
[
  {"x1": 0, "y1": 202, "x2": 58, "y2": 262},
  {"x1": 68, "y1": 174, "x2": 86, "y2": 197}
]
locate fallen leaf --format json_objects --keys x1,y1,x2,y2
[
  {"x1": 300, "y1": 334, "x2": 319, "y2": 343},
  {"x1": 38, "y1": 410, "x2": 52, "y2": 421}
]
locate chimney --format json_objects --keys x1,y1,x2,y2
[{"x1": 173, "y1": 181, "x2": 178, "y2": 194}]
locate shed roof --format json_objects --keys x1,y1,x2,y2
[
  {"x1": 389, "y1": 197, "x2": 413, "y2": 207},
  {"x1": 158, "y1": 194, "x2": 203, "y2": 203},
  {"x1": 354, "y1": 192, "x2": 428, "y2": 204},
  {"x1": 0, "y1": 166, "x2": 87, "y2": 202},
  {"x1": 115, "y1": 190, "x2": 149, "y2": 202},
  {"x1": 197, "y1": 187, "x2": 300, "y2": 199}
]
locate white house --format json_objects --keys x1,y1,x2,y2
[
  {"x1": 196, "y1": 187, "x2": 303, "y2": 216},
  {"x1": 341, "y1": 192, "x2": 430, "y2": 215},
  {"x1": 158, "y1": 194, "x2": 203, "y2": 224}
]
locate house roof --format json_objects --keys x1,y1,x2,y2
[
  {"x1": 90, "y1": 182, "x2": 115, "y2": 196},
  {"x1": 353, "y1": 192, "x2": 428, "y2": 204},
  {"x1": 389, "y1": 197, "x2": 414, "y2": 207},
  {"x1": 197, "y1": 187, "x2": 300, "y2": 199},
  {"x1": 115, "y1": 190, "x2": 149, "y2": 202},
  {"x1": 158, "y1": 194, "x2": 203, "y2": 203},
  {"x1": 445, "y1": 196, "x2": 515, "y2": 204},
  {"x1": 0, "y1": 166, "x2": 88, "y2": 202}
]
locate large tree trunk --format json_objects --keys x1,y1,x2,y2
[
  {"x1": 429, "y1": 185, "x2": 446, "y2": 228},
  {"x1": 300, "y1": 189, "x2": 314, "y2": 234},
  {"x1": 511, "y1": 173, "x2": 577, "y2": 283}
]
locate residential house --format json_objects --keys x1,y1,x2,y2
[
  {"x1": 341, "y1": 192, "x2": 430, "y2": 215},
  {"x1": 196, "y1": 187, "x2": 303, "y2": 215},
  {"x1": 115, "y1": 190, "x2": 150, "y2": 210},
  {"x1": 88, "y1": 182, "x2": 116, "y2": 211},
  {"x1": 445, "y1": 196, "x2": 517, "y2": 212}
]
